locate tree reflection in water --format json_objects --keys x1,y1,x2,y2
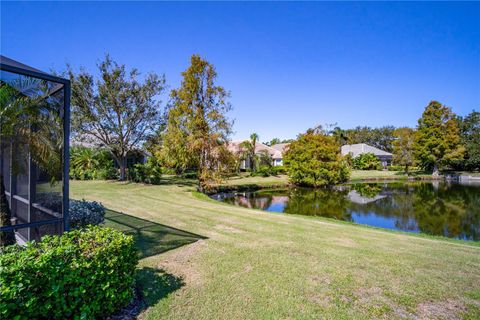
[{"x1": 215, "y1": 182, "x2": 480, "y2": 241}]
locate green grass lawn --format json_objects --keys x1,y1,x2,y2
[
  {"x1": 221, "y1": 174, "x2": 290, "y2": 187},
  {"x1": 218, "y1": 170, "x2": 421, "y2": 189},
  {"x1": 71, "y1": 179, "x2": 480, "y2": 319}
]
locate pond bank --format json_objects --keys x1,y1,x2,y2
[
  {"x1": 211, "y1": 181, "x2": 480, "y2": 241},
  {"x1": 210, "y1": 170, "x2": 480, "y2": 194}
]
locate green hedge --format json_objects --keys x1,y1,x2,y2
[{"x1": 0, "y1": 226, "x2": 138, "y2": 320}]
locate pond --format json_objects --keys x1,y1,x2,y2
[{"x1": 211, "y1": 181, "x2": 480, "y2": 241}]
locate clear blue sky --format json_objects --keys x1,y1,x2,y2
[{"x1": 2, "y1": 2, "x2": 479, "y2": 142}]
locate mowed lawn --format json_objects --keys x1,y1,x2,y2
[{"x1": 71, "y1": 179, "x2": 480, "y2": 319}]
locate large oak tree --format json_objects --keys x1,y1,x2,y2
[{"x1": 68, "y1": 55, "x2": 166, "y2": 180}]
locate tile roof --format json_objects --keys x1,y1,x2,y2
[
  {"x1": 341, "y1": 143, "x2": 392, "y2": 158},
  {"x1": 228, "y1": 141, "x2": 285, "y2": 159}
]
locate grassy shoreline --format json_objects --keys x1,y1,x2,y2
[
  {"x1": 211, "y1": 170, "x2": 480, "y2": 192},
  {"x1": 194, "y1": 191, "x2": 480, "y2": 248},
  {"x1": 71, "y1": 179, "x2": 480, "y2": 319}
]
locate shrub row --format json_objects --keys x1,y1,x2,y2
[
  {"x1": 0, "y1": 226, "x2": 138, "y2": 320},
  {"x1": 251, "y1": 165, "x2": 287, "y2": 177}
]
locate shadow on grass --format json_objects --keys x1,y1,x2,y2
[
  {"x1": 111, "y1": 267, "x2": 185, "y2": 318},
  {"x1": 137, "y1": 267, "x2": 185, "y2": 306},
  {"x1": 104, "y1": 209, "x2": 207, "y2": 259}
]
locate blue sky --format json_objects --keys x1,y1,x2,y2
[{"x1": 1, "y1": 2, "x2": 479, "y2": 142}]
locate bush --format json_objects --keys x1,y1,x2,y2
[
  {"x1": 69, "y1": 199, "x2": 106, "y2": 229},
  {"x1": 253, "y1": 165, "x2": 273, "y2": 177},
  {"x1": 271, "y1": 165, "x2": 287, "y2": 175},
  {"x1": 284, "y1": 130, "x2": 350, "y2": 187},
  {"x1": 70, "y1": 147, "x2": 117, "y2": 181},
  {"x1": 387, "y1": 165, "x2": 404, "y2": 171},
  {"x1": 0, "y1": 226, "x2": 138, "y2": 319},
  {"x1": 129, "y1": 162, "x2": 162, "y2": 184},
  {"x1": 352, "y1": 153, "x2": 381, "y2": 170},
  {"x1": 181, "y1": 171, "x2": 198, "y2": 179},
  {"x1": 94, "y1": 166, "x2": 118, "y2": 180}
]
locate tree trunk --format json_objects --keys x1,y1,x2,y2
[
  {"x1": 432, "y1": 163, "x2": 440, "y2": 177},
  {"x1": 405, "y1": 164, "x2": 409, "y2": 174},
  {"x1": 0, "y1": 174, "x2": 16, "y2": 247},
  {"x1": 119, "y1": 155, "x2": 127, "y2": 181}
]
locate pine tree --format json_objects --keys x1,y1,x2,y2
[
  {"x1": 162, "y1": 55, "x2": 233, "y2": 190},
  {"x1": 392, "y1": 127, "x2": 415, "y2": 173}
]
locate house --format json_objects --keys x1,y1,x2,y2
[
  {"x1": 341, "y1": 143, "x2": 393, "y2": 168},
  {"x1": 228, "y1": 141, "x2": 290, "y2": 170},
  {"x1": 270, "y1": 143, "x2": 290, "y2": 166}
]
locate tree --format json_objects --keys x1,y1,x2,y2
[
  {"x1": 240, "y1": 133, "x2": 259, "y2": 172},
  {"x1": 265, "y1": 137, "x2": 281, "y2": 146},
  {"x1": 414, "y1": 101, "x2": 464, "y2": 176},
  {"x1": 459, "y1": 110, "x2": 480, "y2": 170},
  {"x1": 68, "y1": 55, "x2": 166, "y2": 180},
  {"x1": 345, "y1": 126, "x2": 396, "y2": 152},
  {"x1": 392, "y1": 127, "x2": 415, "y2": 173},
  {"x1": 284, "y1": 129, "x2": 350, "y2": 187},
  {"x1": 330, "y1": 126, "x2": 349, "y2": 146},
  {"x1": 162, "y1": 55, "x2": 233, "y2": 190}
]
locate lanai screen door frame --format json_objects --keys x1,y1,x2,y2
[{"x1": 0, "y1": 56, "x2": 70, "y2": 241}]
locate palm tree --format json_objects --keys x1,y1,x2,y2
[
  {"x1": 71, "y1": 147, "x2": 100, "y2": 179},
  {"x1": 240, "y1": 133, "x2": 259, "y2": 172}
]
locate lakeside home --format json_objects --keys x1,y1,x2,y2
[
  {"x1": 341, "y1": 143, "x2": 393, "y2": 167},
  {"x1": 228, "y1": 141, "x2": 290, "y2": 169}
]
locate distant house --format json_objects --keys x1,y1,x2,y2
[
  {"x1": 270, "y1": 143, "x2": 290, "y2": 166},
  {"x1": 228, "y1": 141, "x2": 290, "y2": 170},
  {"x1": 341, "y1": 143, "x2": 392, "y2": 168}
]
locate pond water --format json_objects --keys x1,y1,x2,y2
[{"x1": 211, "y1": 181, "x2": 480, "y2": 241}]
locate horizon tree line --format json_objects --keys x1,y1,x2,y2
[{"x1": 65, "y1": 53, "x2": 479, "y2": 188}]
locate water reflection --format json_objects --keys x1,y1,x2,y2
[{"x1": 212, "y1": 182, "x2": 480, "y2": 241}]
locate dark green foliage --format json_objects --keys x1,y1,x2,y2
[
  {"x1": 352, "y1": 153, "x2": 381, "y2": 170},
  {"x1": 0, "y1": 226, "x2": 138, "y2": 319},
  {"x1": 458, "y1": 111, "x2": 480, "y2": 170},
  {"x1": 264, "y1": 138, "x2": 293, "y2": 146},
  {"x1": 344, "y1": 126, "x2": 396, "y2": 152},
  {"x1": 265, "y1": 138, "x2": 281, "y2": 146},
  {"x1": 284, "y1": 129, "x2": 350, "y2": 187},
  {"x1": 272, "y1": 165, "x2": 287, "y2": 175},
  {"x1": 129, "y1": 158, "x2": 163, "y2": 184},
  {"x1": 69, "y1": 55, "x2": 166, "y2": 180},
  {"x1": 414, "y1": 101, "x2": 464, "y2": 174},
  {"x1": 70, "y1": 146, "x2": 117, "y2": 180},
  {"x1": 388, "y1": 165, "x2": 407, "y2": 171},
  {"x1": 252, "y1": 165, "x2": 274, "y2": 177},
  {"x1": 251, "y1": 165, "x2": 286, "y2": 177},
  {"x1": 351, "y1": 183, "x2": 382, "y2": 198}
]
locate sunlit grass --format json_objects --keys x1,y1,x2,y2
[{"x1": 71, "y1": 179, "x2": 480, "y2": 319}]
